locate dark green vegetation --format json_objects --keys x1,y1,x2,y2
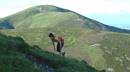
[
  {"x1": 0, "y1": 20, "x2": 14, "y2": 29},
  {"x1": 0, "y1": 5, "x2": 130, "y2": 33},
  {"x1": 0, "y1": 5, "x2": 130, "y2": 72},
  {"x1": 0, "y1": 33, "x2": 43, "y2": 72},
  {"x1": 0, "y1": 33, "x2": 99, "y2": 72}
]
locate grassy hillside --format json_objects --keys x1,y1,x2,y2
[
  {"x1": 0, "y1": 33, "x2": 43, "y2": 72},
  {"x1": 0, "y1": 33, "x2": 100, "y2": 72},
  {"x1": 1, "y1": 5, "x2": 130, "y2": 72},
  {"x1": 0, "y1": 5, "x2": 130, "y2": 33},
  {"x1": 1, "y1": 5, "x2": 70, "y2": 29},
  {"x1": 1, "y1": 28, "x2": 130, "y2": 72}
]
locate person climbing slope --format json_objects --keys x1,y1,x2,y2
[{"x1": 49, "y1": 33, "x2": 65, "y2": 56}]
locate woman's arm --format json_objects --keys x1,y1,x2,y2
[{"x1": 51, "y1": 39, "x2": 56, "y2": 51}]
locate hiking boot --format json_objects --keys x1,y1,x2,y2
[{"x1": 62, "y1": 52, "x2": 65, "y2": 56}]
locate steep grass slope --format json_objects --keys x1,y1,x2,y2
[
  {"x1": 0, "y1": 33, "x2": 100, "y2": 72},
  {"x1": 0, "y1": 34, "x2": 43, "y2": 72},
  {"x1": 0, "y1": 5, "x2": 130, "y2": 33},
  {"x1": 1, "y1": 28, "x2": 130, "y2": 72}
]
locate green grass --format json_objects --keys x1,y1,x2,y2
[
  {"x1": 82, "y1": 45, "x2": 107, "y2": 70},
  {"x1": 29, "y1": 46, "x2": 99, "y2": 72},
  {"x1": 0, "y1": 5, "x2": 130, "y2": 72},
  {"x1": 100, "y1": 33, "x2": 130, "y2": 72},
  {"x1": 1, "y1": 27, "x2": 130, "y2": 72},
  {"x1": 0, "y1": 33, "x2": 99, "y2": 72},
  {"x1": 0, "y1": 34, "x2": 43, "y2": 72},
  {"x1": 29, "y1": 12, "x2": 79, "y2": 28}
]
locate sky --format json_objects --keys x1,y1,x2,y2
[{"x1": 0, "y1": 0, "x2": 130, "y2": 29}]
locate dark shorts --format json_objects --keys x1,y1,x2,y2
[{"x1": 57, "y1": 42, "x2": 64, "y2": 52}]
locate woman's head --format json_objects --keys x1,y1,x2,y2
[{"x1": 49, "y1": 33, "x2": 55, "y2": 38}]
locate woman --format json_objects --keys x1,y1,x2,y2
[{"x1": 49, "y1": 33, "x2": 65, "y2": 56}]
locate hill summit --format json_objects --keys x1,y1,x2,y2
[{"x1": 0, "y1": 5, "x2": 130, "y2": 33}]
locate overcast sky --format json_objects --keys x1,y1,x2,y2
[{"x1": 0, "y1": 0, "x2": 130, "y2": 29}]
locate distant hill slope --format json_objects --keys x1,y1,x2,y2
[
  {"x1": 0, "y1": 5, "x2": 130, "y2": 33},
  {"x1": 0, "y1": 33, "x2": 99, "y2": 72}
]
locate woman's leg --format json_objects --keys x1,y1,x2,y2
[
  {"x1": 61, "y1": 42, "x2": 65, "y2": 56},
  {"x1": 57, "y1": 42, "x2": 61, "y2": 52}
]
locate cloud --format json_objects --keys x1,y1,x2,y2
[
  {"x1": 47, "y1": 0, "x2": 130, "y2": 14},
  {"x1": 0, "y1": 0, "x2": 130, "y2": 17}
]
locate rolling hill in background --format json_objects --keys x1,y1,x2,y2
[
  {"x1": 0, "y1": 5, "x2": 130, "y2": 33},
  {"x1": 0, "y1": 5, "x2": 130, "y2": 72}
]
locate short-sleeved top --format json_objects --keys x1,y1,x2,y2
[{"x1": 55, "y1": 36, "x2": 64, "y2": 43}]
